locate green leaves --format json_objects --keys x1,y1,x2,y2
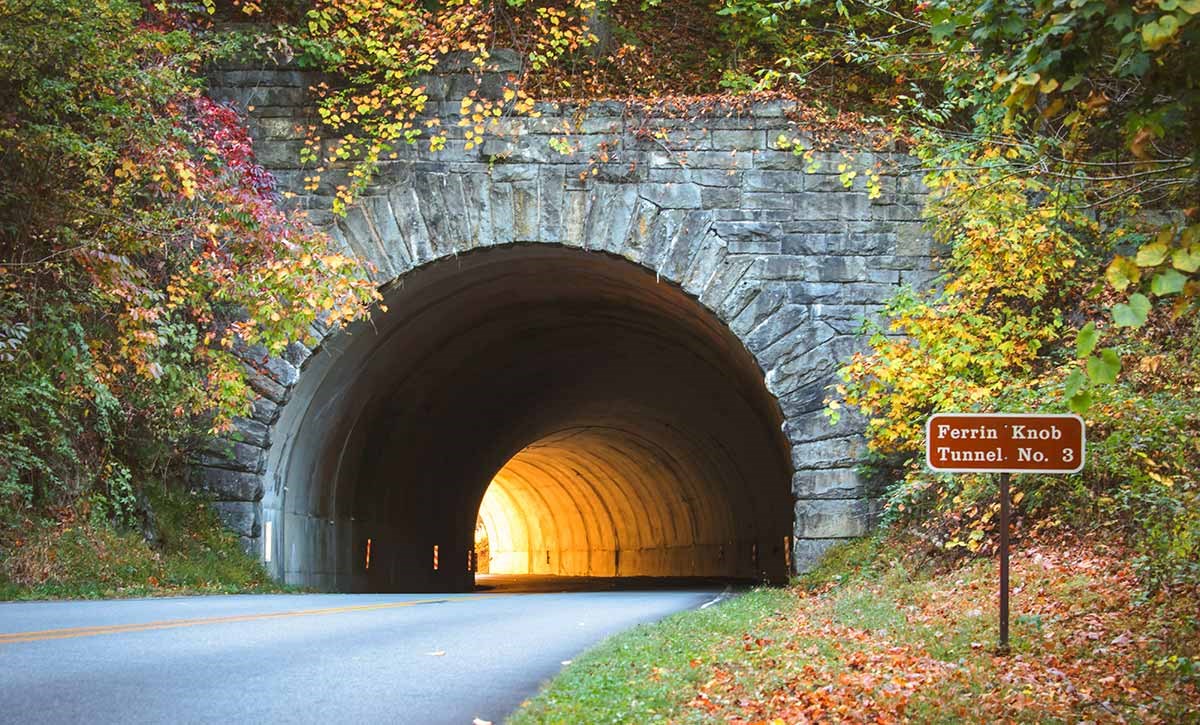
[
  {"x1": 1068, "y1": 323, "x2": 1120, "y2": 413},
  {"x1": 1086, "y1": 348, "x2": 1122, "y2": 385},
  {"x1": 1141, "y1": 14, "x2": 1181, "y2": 50},
  {"x1": 1151, "y1": 269, "x2": 1187, "y2": 296},
  {"x1": 1065, "y1": 368, "x2": 1086, "y2": 398},
  {"x1": 1136, "y1": 240, "x2": 1170, "y2": 267},
  {"x1": 1172, "y1": 245, "x2": 1200, "y2": 273},
  {"x1": 1075, "y1": 322, "x2": 1098, "y2": 358},
  {"x1": 1113, "y1": 293, "x2": 1152, "y2": 328},
  {"x1": 1068, "y1": 389, "x2": 1093, "y2": 415},
  {"x1": 1110, "y1": 224, "x2": 1200, "y2": 323},
  {"x1": 1106, "y1": 257, "x2": 1141, "y2": 291}
]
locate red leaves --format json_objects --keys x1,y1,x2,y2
[{"x1": 193, "y1": 97, "x2": 275, "y2": 198}]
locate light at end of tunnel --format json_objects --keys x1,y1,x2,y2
[{"x1": 365, "y1": 538, "x2": 372, "y2": 571}]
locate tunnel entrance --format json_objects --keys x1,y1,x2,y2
[{"x1": 265, "y1": 244, "x2": 793, "y2": 592}]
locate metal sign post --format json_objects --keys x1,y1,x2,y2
[
  {"x1": 926, "y1": 413, "x2": 1085, "y2": 655},
  {"x1": 998, "y1": 471, "x2": 1010, "y2": 653}
]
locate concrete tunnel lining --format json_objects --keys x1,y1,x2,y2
[{"x1": 261, "y1": 244, "x2": 794, "y2": 591}]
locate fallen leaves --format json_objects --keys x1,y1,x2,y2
[{"x1": 681, "y1": 537, "x2": 1199, "y2": 723}]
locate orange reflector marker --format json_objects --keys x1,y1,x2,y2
[
  {"x1": 432, "y1": 544, "x2": 439, "y2": 571},
  {"x1": 365, "y1": 538, "x2": 372, "y2": 570}
]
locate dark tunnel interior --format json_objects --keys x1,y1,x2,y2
[{"x1": 262, "y1": 245, "x2": 794, "y2": 591}]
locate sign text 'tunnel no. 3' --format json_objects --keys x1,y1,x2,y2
[{"x1": 925, "y1": 413, "x2": 1086, "y2": 474}]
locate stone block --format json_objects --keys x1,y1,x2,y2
[
  {"x1": 254, "y1": 117, "x2": 306, "y2": 140},
  {"x1": 195, "y1": 467, "x2": 264, "y2": 502},
  {"x1": 714, "y1": 220, "x2": 782, "y2": 252},
  {"x1": 790, "y1": 435, "x2": 867, "y2": 471},
  {"x1": 818, "y1": 256, "x2": 869, "y2": 283},
  {"x1": 698, "y1": 256, "x2": 756, "y2": 310},
  {"x1": 701, "y1": 187, "x2": 741, "y2": 209},
  {"x1": 249, "y1": 397, "x2": 279, "y2": 425},
  {"x1": 792, "y1": 468, "x2": 863, "y2": 499},
  {"x1": 742, "y1": 192, "x2": 795, "y2": 210},
  {"x1": 637, "y1": 208, "x2": 686, "y2": 268},
  {"x1": 658, "y1": 211, "x2": 712, "y2": 281},
  {"x1": 511, "y1": 180, "x2": 539, "y2": 241},
  {"x1": 742, "y1": 302, "x2": 809, "y2": 353},
  {"x1": 621, "y1": 199, "x2": 659, "y2": 259},
  {"x1": 749, "y1": 99, "x2": 796, "y2": 117},
  {"x1": 759, "y1": 255, "x2": 822, "y2": 281},
  {"x1": 255, "y1": 140, "x2": 307, "y2": 169},
  {"x1": 729, "y1": 286, "x2": 787, "y2": 338},
  {"x1": 680, "y1": 231, "x2": 728, "y2": 298},
  {"x1": 792, "y1": 538, "x2": 848, "y2": 573},
  {"x1": 744, "y1": 170, "x2": 804, "y2": 193},
  {"x1": 231, "y1": 417, "x2": 270, "y2": 448},
  {"x1": 752, "y1": 150, "x2": 809, "y2": 170},
  {"x1": 584, "y1": 184, "x2": 638, "y2": 252},
  {"x1": 198, "y1": 439, "x2": 266, "y2": 474},
  {"x1": 244, "y1": 368, "x2": 288, "y2": 405},
  {"x1": 212, "y1": 502, "x2": 261, "y2": 538},
  {"x1": 538, "y1": 166, "x2": 566, "y2": 243},
  {"x1": 711, "y1": 129, "x2": 765, "y2": 150},
  {"x1": 639, "y1": 183, "x2": 702, "y2": 209},
  {"x1": 650, "y1": 150, "x2": 753, "y2": 170},
  {"x1": 389, "y1": 186, "x2": 436, "y2": 262},
  {"x1": 490, "y1": 163, "x2": 538, "y2": 183},
  {"x1": 794, "y1": 498, "x2": 872, "y2": 538}
]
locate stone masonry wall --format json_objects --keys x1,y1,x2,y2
[{"x1": 200, "y1": 54, "x2": 938, "y2": 573}]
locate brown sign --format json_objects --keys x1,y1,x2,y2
[{"x1": 926, "y1": 413, "x2": 1085, "y2": 474}]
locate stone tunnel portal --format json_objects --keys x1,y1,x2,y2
[{"x1": 264, "y1": 245, "x2": 793, "y2": 592}]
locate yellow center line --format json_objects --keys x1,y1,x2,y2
[{"x1": 0, "y1": 594, "x2": 500, "y2": 645}]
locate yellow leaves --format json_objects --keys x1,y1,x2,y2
[
  {"x1": 1141, "y1": 13, "x2": 1181, "y2": 51},
  {"x1": 113, "y1": 157, "x2": 137, "y2": 180},
  {"x1": 174, "y1": 161, "x2": 197, "y2": 200}
]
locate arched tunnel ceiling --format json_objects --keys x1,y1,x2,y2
[{"x1": 265, "y1": 244, "x2": 794, "y2": 591}]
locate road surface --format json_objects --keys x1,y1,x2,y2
[{"x1": 0, "y1": 578, "x2": 727, "y2": 724}]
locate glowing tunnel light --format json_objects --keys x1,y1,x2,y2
[{"x1": 475, "y1": 426, "x2": 746, "y2": 578}]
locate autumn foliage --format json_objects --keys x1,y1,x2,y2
[
  {"x1": 685, "y1": 538, "x2": 1199, "y2": 723},
  {"x1": 1, "y1": 0, "x2": 1197, "y2": 609},
  {"x1": 0, "y1": 0, "x2": 376, "y2": 520}
]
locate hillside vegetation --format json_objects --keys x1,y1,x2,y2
[{"x1": 2, "y1": 0, "x2": 1197, "y2": 611}]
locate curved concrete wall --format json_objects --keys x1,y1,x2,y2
[{"x1": 261, "y1": 246, "x2": 791, "y2": 590}]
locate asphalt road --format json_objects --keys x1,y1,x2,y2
[{"x1": 0, "y1": 577, "x2": 727, "y2": 724}]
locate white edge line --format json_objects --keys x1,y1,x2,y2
[{"x1": 700, "y1": 585, "x2": 733, "y2": 609}]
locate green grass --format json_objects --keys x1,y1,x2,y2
[
  {"x1": 0, "y1": 486, "x2": 288, "y2": 600},
  {"x1": 508, "y1": 586, "x2": 795, "y2": 725}
]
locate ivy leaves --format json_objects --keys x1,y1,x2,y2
[
  {"x1": 1067, "y1": 222, "x2": 1199, "y2": 412},
  {"x1": 1066, "y1": 323, "x2": 1119, "y2": 413},
  {"x1": 1104, "y1": 226, "x2": 1200, "y2": 328},
  {"x1": 1112, "y1": 294, "x2": 1152, "y2": 328}
]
